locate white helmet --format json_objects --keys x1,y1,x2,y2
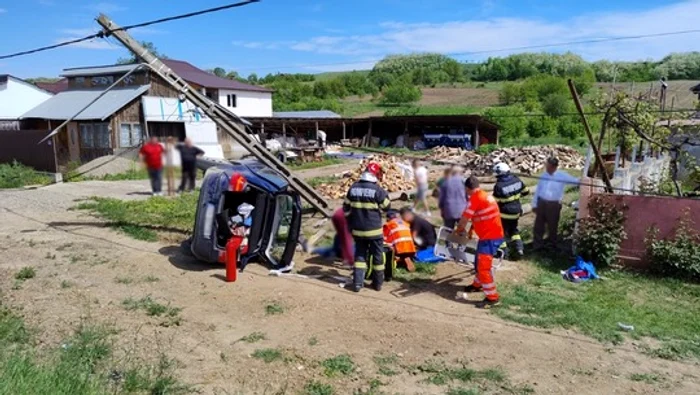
[{"x1": 493, "y1": 162, "x2": 511, "y2": 175}]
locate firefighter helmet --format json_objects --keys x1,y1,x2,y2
[
  {"x1": 493, "y1": 162, "x2": 511, "y2": 175},
  {"x1": 366, "y1": 162, "x2": 383, "y2": 177}
]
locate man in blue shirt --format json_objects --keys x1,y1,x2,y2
[{"x1": 532, "y1": 157, "x2": 580, "y2": 251}]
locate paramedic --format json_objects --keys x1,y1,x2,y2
[{"x1": 384, "y1": 210, "x2": 417, "y2": 272}]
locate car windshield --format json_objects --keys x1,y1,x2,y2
[{"x1": 266, "y1": 194, "x2": 294, "y2": 266}]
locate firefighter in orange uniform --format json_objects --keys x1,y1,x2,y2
[
  {"x1": 455, "y1": 176, "x2": 505, "y2": 309},
  {"x1": 383, "y1": 210, "x2": 417, "y2": 272}
]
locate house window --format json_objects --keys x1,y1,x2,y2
[
  {"x1": 119, "y1": 123, "x2": 143, "y2": 147},
  {"x1": 226, "y1": 94, "x2": 237, "y2": 108},
  {"x1": 79, "y1": 123, "x2": 111, "y2": 149}
]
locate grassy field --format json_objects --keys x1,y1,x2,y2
[
  {"x1": 288, "y1": 157, "x2": 346, "y2": 170},
  {"x1": 496, "y1": 255, "x2": 700, "y2": 361},
  {"x1": 0, "y1": 302, "x2": 187, "y2": 394},
  {"x1": 0, "y1": 162, "x2": 51, "y2": 189}
]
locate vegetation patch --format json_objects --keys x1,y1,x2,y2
[
  {"x1": 288, "y1": 157, "x2": 345, "y2": 170},
  {"x1": 0, "y1": 162, "x2": 50, "y2": 189},
  {"x1": 122, "y1": 296, "x2": 182, "y2": 320},
  {"x1": 14, "y1": 267, "x2": 36, "y2": 281},
  {"x1": 321, "y1": 354, "x2": 355, "y2": 377},
  {"x1": 239, "y1": 332, "x2": 267, "y2": 344},
  {"x1": 393, "y1": 263, "x2": 437, "y2": 282},
  {"x1": 496, "y1": 257, "x2": 700, "y2": 360},
  {"x1": 265, "y1": 302, "x2": 285, "y2": 316},
  {"x1": 251, "y1": 348, "x2": 284, "y2": 363},
  {"x1": 304, "y1": 380, "x2": 335, "y2": 395}
]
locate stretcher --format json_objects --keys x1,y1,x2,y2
[{"x1": 433, "y1": 227, "x2": 504, "y2": 270}]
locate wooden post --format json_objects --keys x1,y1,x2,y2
[
  {"x1": 613, "y1": 146, "x2": 621, "y2": 171},
  {"x1": 282, "y1": 122, "x2": 286, "y2": 140},
  {"x1": 474, "y1": 124, "x2": 480, "y2": 150},
  {"x1": 166, "y1": 136, "x2": 175, "y2": 196},
  {"x1": 583, "y1": 145, "x2": 593, "y2": 176},
  {"x1": 315, "y1": 121, "x2": 319, "y2": 143},
  {"x1": 260, "y1": 122, "x2": 265, "y2": 141},
  {"x1": 342, "y1": 121, "x2": 346, "y2": 140},
  {"x1": 568, "y1": 79, "x2": 614, "y2": 193},
  {"x1": 367, "y1": 120, "x2": 373, "y2": 147}
]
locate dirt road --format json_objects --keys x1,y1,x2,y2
[{"x1": 0, "y1": 180, "x2": 698, "y2": 394}]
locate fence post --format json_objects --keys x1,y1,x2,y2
[
  {"x1": 583, "y1": 145, "x2": 593, "y2": 177},
  {"x1": 614, "y1": 146, "x2": 621, "y2": 172}
]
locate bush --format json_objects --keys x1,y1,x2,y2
[
  {"x1": 483, "y1": 106, "x2": 528, "y2": 143},
  {"x1": 380, "y1": 81, "x2": 422, "y2": 105},
  {"x1": 476, "y1": 144, "x2": 498, "y2": 155},
  {"x1": 574, "y1": 195, "x2": 627, "y2": 267},
  {"x1": 646, "y1": 210, "x2": 700, "y2": 281},
  {"x1": 0, "y1": 161, "x2": 50, "y2": 189}
]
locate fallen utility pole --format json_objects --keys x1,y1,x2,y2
[
  {"x1": 96, "y1": 14, "x2": 332, "y2": 218},
  {"x1": 568, "y1": 79, "x2": 614, "y2": 193}
]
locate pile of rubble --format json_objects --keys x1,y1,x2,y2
[
  {"x1": 316, "y1": 155, "x2": 415, "y2": 199},
  {"x1": 429, "y1": 145, "x2": 584, "y2": 175}
]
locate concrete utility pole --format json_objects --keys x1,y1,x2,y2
[{"x1": 96, "y1": 14, "x2": 332, "y2": 217}]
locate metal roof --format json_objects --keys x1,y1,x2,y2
[
  {"x1": 162, "y1": 59, "x2": 273, "y2": 93},
  {"x1": 61, "y1": 64, "x2": 140, "y2": 77},
  {"x1": 273, "y1": 110, "x2": 341, "y2": 119},
  {"x1": 21, "y1": 85, "x2": 150, "y2": 121}
]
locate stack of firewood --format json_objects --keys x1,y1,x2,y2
[
  {"x1": 316, "y1": 155, "x2": 415, "y2": 199},
  {"x1": 429, "y1": 145, "x2": 584, "y2": 175}
]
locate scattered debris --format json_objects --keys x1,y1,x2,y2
[
  {"x1": 316, "y1": 155, "x2": 414, "y2": 199},
  {"x1": 429, "y1": 145, "x2": 585, "y2": 175}
]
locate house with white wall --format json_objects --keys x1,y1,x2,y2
[
  {"x1": 0, "y1": 75, "x2": 53, "y2": 130},
  {"x1": 161, "y1": 59, "x2": 273, "y2": 117}
]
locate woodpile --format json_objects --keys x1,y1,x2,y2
[
  {"x1": 429, "y1": 145, "x2": 584, "y2": 175},
  {"x1": 316, "y1": 155, "x2": 415, "y2": 199}
]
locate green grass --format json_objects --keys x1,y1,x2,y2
[
  {"x1": 308, "y1": 336, "x2": 319, "y2": 346},
  {"x1": 251, "y1": 348, "x2": 284, "y2": 363},
  {"x1": 0, "y1": 162, "x2": 51, "y2": 189},
  {"x1": 630, "y1": 373, "x2": 663, "y2": 383},
  {"x1": 14, "y1": 267, "x2": 36, "y2": 281},
  {"x1": 394, "y1": 263, "x2": 437, "y2": 282},
  {"x1": 76, "y1": 193, "x2": 198, "y2": 239},
  {"x1": 239, "y1": 332, "x2": 267, "y2": 344},
  {"x1": 415, "y1": 360, "x2": 506, "y2": 387},
  {"x1": 307, "y1": 176, "x2": 339, "y2": 188},
  {"x1": 0, "y1": 303, "x2": 189, "y2": 395},
  {"x1": 304, "y1": 380, "x2": 335, "y2": 395},
  {"x1": 373, "y1": 353, "x2": 400, "y2": 376},
  {"x1": 265, "y1": 302, "x2": 285, "y2": 316},
  {"x1": 115, "y1": 276, "x2": 134, "y2": 285},
  {"x1": 288, "y1": 157, "x2": 346, "y2": 170},
  {"x1": 122, "y1": 296, "x2": 181, "y2": 318},
  {"x1": 495, "y1": 257, "x2": 700, "y2": 360},
  {"x1": 60, "y1": 280, "x2": 73, "y2": 289},
  {"x1": 321, "y1": 354, "x2": 355, "y2": 377}
]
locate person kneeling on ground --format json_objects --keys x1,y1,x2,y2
[
  {"x1": 400, "y1": 207, "x2": 436, "y2": 251},
  {"x1": 455, "y1": 176, "x2": 505, "y2": 309},
  {"x1": 383, "y1": 210, "x2": 416, "y2": 272}
]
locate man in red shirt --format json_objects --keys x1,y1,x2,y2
[
  {"x1": 456, "y1": 176, "x2": 505, "y2": 309},
  {"x1": 139, "y1": 136, "x2": 164, "y2": 196}
]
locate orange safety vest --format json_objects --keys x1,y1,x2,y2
[
  {"x1": 461, "y1": 189, "x2": 505, "y2": 240},
  {"x1": 383, "y1": 218, "x2": 416, "y2": 254}
]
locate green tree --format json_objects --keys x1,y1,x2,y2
[
  {"x1": 442, "y1": 59, "x2": 464, "y2": 83},
  {"x1": 247, "y1": 73, "x2": 259, "y2": 84},
  {"x1": 380, "y1": 80, "x2": 422, "y2": 105},
  {"x1": 541, "y1": 93, "x2": 572, "y2": 117},
  {"x1": 116, "y1": 41, "x2": 166, "y2": 64},
  {"x1": 483, "y1": 105, "x2": 528, "y2": 142},
  {"x1": 211, "y1": 67, "x2": 226, "y2": 78}
]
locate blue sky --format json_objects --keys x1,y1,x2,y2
[{"x1": 1, "y1": 0, "x2": 699, "y2": 78}]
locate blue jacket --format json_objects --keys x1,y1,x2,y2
[{"x1": 438, "y1": 175, "x2": 467, "y2": 220}]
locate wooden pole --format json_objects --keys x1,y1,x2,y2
[
  {"x1": 342, "y1": 121, "x2": 346, "y2": 140},
  {"x1": 282, "y1": 122, "x2": 286, "y2": 140},
  {"x1": 166, "y1": 136, "x2": 175, "y2": 196},
  {"x1": 568, "y1": 79, "x2": 614, "y2": 193}
]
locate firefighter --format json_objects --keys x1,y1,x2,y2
[
  {"x1": 343, "y1": 162, "x2": 391, "y2": 292},
  {"x1": 492, "y1": 162, "x2": 529, "y2": 257},
  {"x1": 383, "y1": 210, "x2": 417, "y2": 272},
  {"x1": 455, "y1": 176, "x2": 505, "y2": 309}
]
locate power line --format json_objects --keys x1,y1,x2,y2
[
  {"x1": 236, "y1": 28, "x2": 700, "y2": 72},
  {"x1": 0, "y1": 0, "x2": 260, "y2": 61}
]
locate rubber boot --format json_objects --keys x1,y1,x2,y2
[
  {"x1": 372, "y1": 270, "x2": 384, "y2": 291},
  {"x1": 352, "y1": 268, "x2": 365, "y2": 292}
]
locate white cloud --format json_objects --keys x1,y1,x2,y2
[
  {"x1": 85, "y1": 2, "x2": 127, "y2": 13},
  {"x1": 242, "y1": 0, "x2": 700, "y2": 62}
]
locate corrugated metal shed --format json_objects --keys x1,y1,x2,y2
[
  {"x1": 62, "y1": 64, "x2": 140, "y2": 77},
  {"x1": 273, "y1": 110, "x2": 341, "y2": 119},
  {"x1": 21, "y1": 85, "x2": 150, "y2": 121}
]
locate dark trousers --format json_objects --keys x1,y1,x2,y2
[
  {"x1": 501, "y1": 217, "x2": 524, "y2": 253},
  {"x1": 179, "y1": 166, "x2": 196, "y2": 192},
  {"x1": 443, "y1": 217, "x2": 460, "y2": 229},
  {"x1": 533, "y1": 200, "x2": 562, "y2": 249},
  {"x1": 148, "y1": 168, "x2": 162, "y2": 194},
  {"x1": 353, "y1": 237, "x2": 385, "y2": 290}
]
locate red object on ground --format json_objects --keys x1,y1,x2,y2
[
  {"x1": 139, "y1": 142, "x2": 164, "y2": 170},
  {"x1": 225, "y1": 235, "x2": 244, "y2": 282},
  {"x1": 332, "y1": 208, "x2": 354, "y2": 266}
]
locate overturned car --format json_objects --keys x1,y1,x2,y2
[{"x1": 190, "y1": 159, "x2": 302, "y2": 270}]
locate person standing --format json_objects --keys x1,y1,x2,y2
[
  {"x1": 176, "y1": 138, "x2": 205, "y2": 193},
  {"x1": 344, "y1": 162, "x2": 391, "y2": 292},
  {"x1": 438, "y1": 166, "x2": 467, "y2": 228},
  {"x1": 532, "y1": 157, "x2": 580, "y2": 251},
  {"x1": 492, "y1": 162, "x2": 529, "y2": 257},
  {"x1": 383, "y1": 210, "x2": 417, "y2": 272},
  {"x1": 400, "y1": 207, "x2": 436, "y2": 251},
  {"x1": 412, "y1": 159, "x2": 430, "y2": 216},
  {"x1": 456, "y1": 176, "x2": 505, "y2": 309},
  {"x1": 139, "y1": 136, "x2": 164, "y2": 196},
  {"x1": 317, "y1": 130, "x2": 327, "y2": 148}
]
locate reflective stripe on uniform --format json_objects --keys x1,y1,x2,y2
[
  {"x1": 512, "y1": 234, "x2": 522, "y2": 241},
  {"x1": 473, "y1": 211, "x2": 500, "y2": 222},
  {"x1": 499, "y1": 212, "x2": 520, "y2": 220},
  {"x1": 349, "y1": 202, "x2": 379, "y2": 209},
  {"x1": 373, "y1": 264, "x2": 386, "y2": 271},
  {"x1": 392, "y1": 237, "x2": 413, "y2": 245},
  {"x1": 354, "y1": 261, "x2": 368, "y2": 269},
  {"x1": 494, "y1": 194, "x2": 521, "y2": 203},
  {"x1": 380, "y1": 197, "x2": 390, "y2": 209},
  {"x1": 352, "y1": 228, "x2": 383, "y2": 238}
]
